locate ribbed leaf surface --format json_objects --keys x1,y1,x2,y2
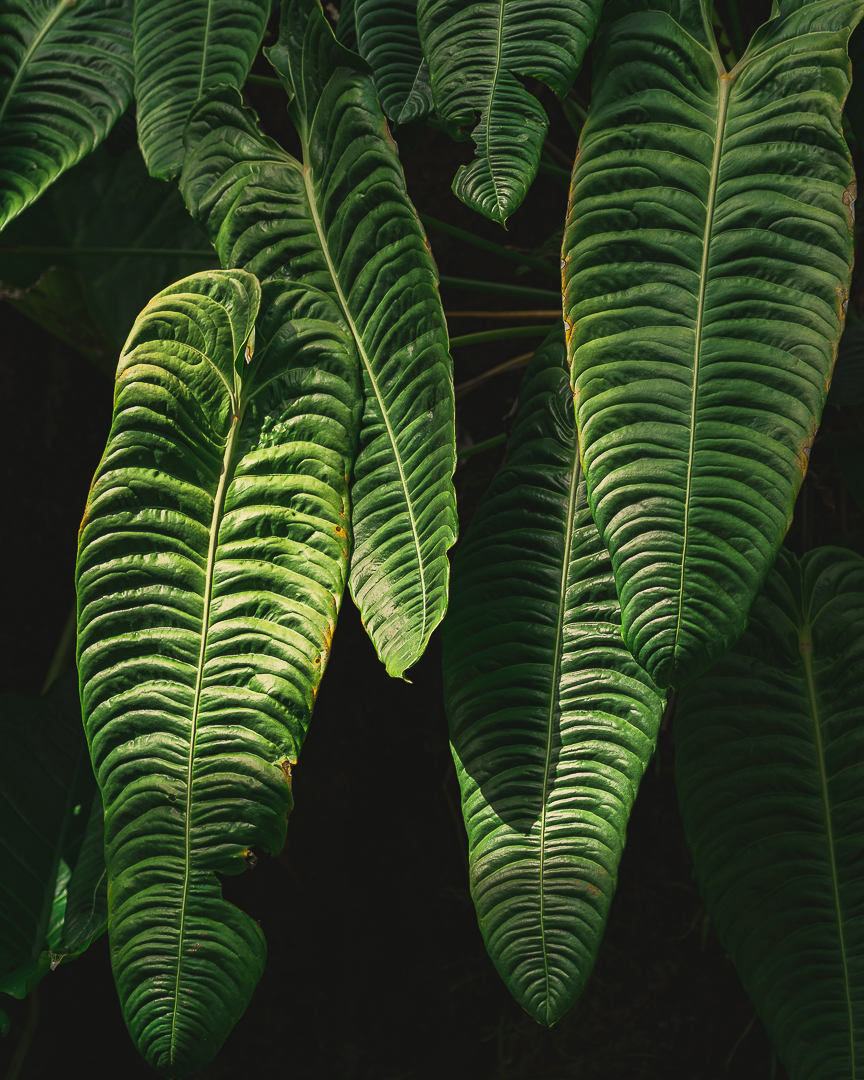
[
  {"x1": 443, "y1": 332, "x2": 664, "y2": 1024},
  {"x1": 76, "y1": 270, "x2": 360, "y2": 1078},
  {"x1": 0, "y1": 0, "x2": 133, "y2": 231},
  {"x1": 180, "y1": 0, "x2": 456, "y2": 679},
  {"x1": 563, "y1": 0, "x2": 863, "y2": 689},
  {"x1": 417, "y1": 0, "x2": 601, "y2": 223},
  {"x1": 353, "y1": 0, "x2": 432, "y2": 125},
  {"x1": 675, "y1": 546, "x2": 864, "y2": 1080},
  {"x1": 133, "y1": 0, "x2": 270, "y2": 180}
]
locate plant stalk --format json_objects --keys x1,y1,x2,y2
[
  {"x1": 439, "y1": 276, "x2": 561, "y2": 304},
  {"x1": 450, "y1": 325, "x2": 557, "y2": 349},
  {"x1": 419, "y1": 214, "x2": 559, "y2": 278}
]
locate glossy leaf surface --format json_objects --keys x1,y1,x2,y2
[
  {"x1": 181, "y1": 0, "x2": 456, "y2": 678},
  {"x1": 352, "y1": 0, "x2": 432, "y2": 125},
  {"x1": 563, "y1": 0, "x2": 862, "y2": 688},
  {"x1": 675, "y1": 547, "x2": 864, "y2": 1079},
  {"x1": 133, "y1": 0, "x2": 271, "y2": 180},
  {"x1": 443, "y1": 332, "x2": 664, "y2": 1024},
  {"x1": 417, "y1": 0, "x2": 601, "y2": 224},
  {"x1": 76, "y1": 269, "x2": 359, "y2": 1077},
  {"x1": 0, "y1": 0, "x2": 133, "y2": 231}
]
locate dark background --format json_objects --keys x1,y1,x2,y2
[{"x1": 2, "y1": 1, "x2": 862, "y2": 1076}]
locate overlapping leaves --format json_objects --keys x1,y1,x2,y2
[
  {"x1": 76, "y1": 269, "x2": 360, "y2": 1077},
  {"x1": 180, "y1": 0, "x2": 456, "y2": 679},
  {"x1": 417, "y1": 0, "x2": 601, "y2": 223},
  {"x1": 0, "y1": 0, "x2": 133, "y2": 231},
  {"x1": 563, "y1": 0, "x2": 862, "y2": 688},
  {"x1": 444, "y1": 332, "x2": 663, "y2": 1024},
  {"x1": 676, "y1": 547, "x2": 864, "y2": 1079}
]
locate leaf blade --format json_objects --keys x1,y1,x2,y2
[{"x1": 353, "y1": 0, "x2": 432, "y2": 125}]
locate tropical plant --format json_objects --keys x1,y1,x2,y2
[{"x1": 1, "y1": 0, "x2": 864, "y2": 1078}]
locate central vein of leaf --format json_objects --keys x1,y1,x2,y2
[
  {"x1": 537, "y1": 449, "x2": 581, "y2": 1021},
  {"x1": 169, "y1": 397, "x2": 241, "y2": 1062},
  {"x1": 483, "y1": 0, "x2": 507, "y2": 215},
  {"x1": 673, "y1": 74, "x2": 732, "y2": 660},
  {"x1": 196, "y1": 0, "x2": 215, "y2": 103},
  {"x1": 0, "y1": 0, "x2": 78, "y2": 129},
  {"x1": 300, "y1": 164, "x2": 428, "y2": 651},
  {"x1": 800, "y1": 624, "x2": 856, "y2": 1076}
]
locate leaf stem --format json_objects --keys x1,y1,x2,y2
[
  {"x1": 440, "y1": 275, "x2": 560, "y2": 304},
  {"x1": 455, "y1": 351, "x2": 534, "y2": 400},
  {"x1": 245, "y1": 73, "x2": 283, "y2": 88},
  {"x1": 41, "y1": 606, "x2": 77, "y2": 696},
  {"x1": 450, "y1": 325, "x2": 557, "y2": 349},
  {"x1": 0, "y1": 244, "x2": 217, "y2": 260},
  {"x1": 445, "y1": 310, "x2": 561, "y2": 319},
  {"x1": 457, "y1": 433, "x2": 507, "y2": 460},
  {"x1": 4, "y1": 987, "x2": 39, "y2": 1080},
  {"x1": 419, "y1": 213, "x2": 559, "y2": 278}
]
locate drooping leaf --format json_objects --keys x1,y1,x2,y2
[
  {"x1": 416, "y1": 0, "x2": 602, "y2": 224},
  {"x1": 0, "y1": 136, "x2": 218, "y2": 370},
  {"x1": 0, "y1": 673, "x2": 103, "y2": 1000},
  {"x1": 0, "y1": 0, "x2": 133, "y2": 231},
  {"x1": 180, "y1": 0, "x2": 457, "y2": 679},
  {"x1": 443, "y1": 331, "x2": 664, "y2": 1024},
  {"x1": 351, "y1": 0, "x2": 432, "y2": 126},
  {"x1": 76, "y1": 269, "x2": 360, "y2": 1078},
  {"x1": 829, "y1": 322, "x2": 864, "y2": 408},
  {"x1": 62, "y1": 791, "x2": 108, "y2": 954},
  {"x1": 562, "y1": 0, "x2": 863, "y2": 689},
  {"x1": 675, "y1": 546, "x2": 864, "y2": 1080},
  {"x1": 133, "y1": 0, "x2": 271, "y2": 180}
]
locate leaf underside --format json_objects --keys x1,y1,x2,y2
[
  {"x1": 353, "y1": 0, "x2": 432, "y2": 125},
  {"x1": 417, "y1": 0, "x2": 602, "y2": 223},
  {"x1": 675, "y1": 546, "x2": 864, "y2": 1080},
  {"x1": 0, "y1": 0, "x2": 133, "y2": 231},
  {"x1": 181, "y1": 0, "x2": 456, "y2": 679},
  {"x1": 563, "y1": 0, "x2": 862, "y2": 688},
  {"x1": 443, "y1": 332, "x2": 663, "y2": 1025},
  {"x1": 133, "y1": 0, "x2": 270, "y2": 180},
  {"x1": 76, "y1": 269, "x2": 360, "y2": 1078}
]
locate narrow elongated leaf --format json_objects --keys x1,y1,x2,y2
[
  {"x1": 352, "y1": 0, "x2": 432, "y2": 126},
  {"x1": 180, "y1": 0, "x2": 457, "y2": 679},
  {"x1": 0, "y1": 0, "x2": 133, "y2": 231},
  {"x1": 563, "y1": 0, "x2": 863, "y2": 688},
  {"x1": 675, "y1": 546, "x2": 864, "y2": 1079},
  {"x1": 417, "y1": 0, "x2": 602, "y2": 224},
  {"x1": 443, "y1": 332, "x2": 664, "y2": 1024},
  {"x1": 76, "y1": 269, "x2": 360, "y2": 1077},
  {"x1": 133, "y1": 0, "x2": 271, "y2": 180}
]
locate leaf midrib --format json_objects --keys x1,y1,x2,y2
[
  {"x1": 0, "y1": 0, "x2": 77, "y2": 129},
  {"x1": 299, "y1": 163, "x2": 428, "y2": 662},
  {"x1": 196, "y1": 0, "x2": 215, "y2": 103},
  {"x1": 537, "y1": 451, "x2": 581, "y2": 1022},
  {"x1": 482, "y1": 0, "x2": 507, "y2": 216},
  {"x1": 800, "y1": 619, "x2": 856, "y2": 1077}
]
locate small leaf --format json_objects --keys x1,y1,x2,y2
[
  {"x1": 0, "y1": 0, "x2": 134, "y2": 231},
  {"x1": 444, "y1": 331, "x2": 664, "y2": 1024},
  {"x1": 133, "y1": 0, "x2": 271, "y2": 180},
  {"x1": 675, "y1": 546, "x2": 864, "y2": 1080}
]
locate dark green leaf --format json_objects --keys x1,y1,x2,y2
[
  {"x1": 133, "y1": 0, "x2": 271, "y2": 180},
  {"x1": 181, "y1": 0, "x2": 457, "y2": 679},
  {"x1": 417, "y1": 0, "x2": 601, "y2": 224},
  {"x1": 675, "y1": 546, "x2": 864, "y2": 1079},
  {"x1": 0, "y1": 0, "x2": 133, "y2": 231},
  {"x1": 352, "y1": 0, "x2": 432, "y2": 126},
  {"x1": 563, "y1": 0, "x2": 863, "y2": 688},
  {"x1": 62, "y1": 792, "x2": 108, "y2": 954},
  {"x1": 443, "y1": 331, "x2": 663, "y2": 1024},
  {"x1": 76, "y1": 269, "x2": 360, "y2": 1077},
  {"x1": 829, "y1": 322, "x2": 864, "y2": 407}
]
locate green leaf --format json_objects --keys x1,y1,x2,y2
[
  {"x1": 133, "y1": 0, "x2": 271, "y2": 180},
  {"x1": 829, "y1": 322, "x2": 864, "y2": 408},
  {"x1": 416, "y1": 0, "x2": 601, "y2": 224},
  {"x1": 0, "y1": 0, "x2": 133, "y2": 231},
  {"x1": 443, "y1": 331, "x2": 664, "y2": 1024},
  {"x1": 0, "y1": 136, "x2": 218, "y2": 369},
  {"x1": 76, "y1": 269, "x2": 360, "y2": 1077},
  {"x1": 562, "y1": 0, "x2": 863, "y2": 689},
  {"x1": 675, "y1": 546, "x2": 864, "y2": 1079},
  {"x1": 352, "y1": 0, "x2": 432, "y2": 126},
  {"x1": 0, "y1": 673, "x2": 100, "y2": 999},
  {"x1": 181, "y1": 0, "x2": 457, "y2": 679},
  {"x1": 62, "y1": 792, "x2": 108, "y2": 954}
]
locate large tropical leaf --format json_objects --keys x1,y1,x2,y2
[
  {"x1": 675, "y1": 546, "x2": 864, "y2": 1079},
  {"x1": 443, "y1": 331, "x2": 664, "y2": 1024},
  {"x1": 349, "y1": 0, "x2": 432, "y2": 126},
  {"x1": 0, "y1": 0, "x2": 133, "y2": 231},
  {"x1": 0, "y1": 135, "x2": 217, "y2": 371},
  {"x1": 180, "y1": 0, "x2": 457, "y2": 679},
  {"x1": 0, "y1": 673, "x2": 106, "y2": 1000},
  {"x1": 562, "y1": 0, "x2": 863, "y2": 689},
  {"x1": 76, "y1": 269, "x2": 360, "y2": 1077},
  {"x1": 133, "y1": 0, "x2": 271, "y2": 180},
  {"x1": 416, "y1": 0, "x2": 602, "y2": 224}
]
